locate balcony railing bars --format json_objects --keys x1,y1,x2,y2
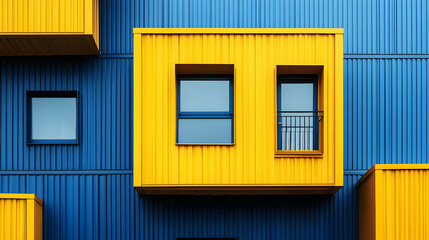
[{"x1": 277, "y1": 111, "x2": 323, "y2": 151}]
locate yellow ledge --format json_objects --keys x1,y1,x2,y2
[
  {"x1": 0, "y1": 32, "x2": 86, "y2": 35},
  {"x1": 133, "y1": 28, "x2": 344, "y2": 35},
  {"x1": 0, "y1": 193, "x2": 43, "y2": 205},
  {"x1": 275, "y1": 150, "x2": 323, "y2": 158}
]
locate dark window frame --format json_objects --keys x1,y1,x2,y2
[
  {"x1": 277, "y1": 75, "x2": 319, "y2": 151},
  {"x1": 176, "y1": 75, "x2": 234, "y2": 144},
  {"x1": 177, "y1": 238, "x2": 236, "y2": 240},
  {"x1": 27, "y1": 90, "x2": 79, "y2": 145}
]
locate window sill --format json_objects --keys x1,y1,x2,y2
[
  {"x1": 176, "y1": 143, "x2": 235, "y2": 146},
  {"x1": 275, "y1": 150, "x2": 323, "y2": 158}
]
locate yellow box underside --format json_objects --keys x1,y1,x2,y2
[{"x1": 133, "y1": 29, "x2": 344, "y2": 192}]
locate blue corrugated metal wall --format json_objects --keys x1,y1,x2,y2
[
  {"x1": 1, "y1": 0, "x2": 428, "y2": 239},
  {"x1": 100, "y1": 0, "x2": 429, "y2": 54},
  {"x1": 0, "y1": 58, "x2": 132, "y2": 171}
]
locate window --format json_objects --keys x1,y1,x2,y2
[
  {"x1": 177, "y1": 76, "x2": 233, "y2": 144},
  {"x1": 277, "y1": 75, "x2": 322, "y2": 151},
  {"x1": 27, "y1": 91, "x2": 78, "y2": 144}
]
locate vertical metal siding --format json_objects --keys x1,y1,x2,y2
[
  {"x1": 134, "y1": 32, "x2": 343, "y2": 188},
  {"x1": 0, "y1": 0, "x2": 99, "y2": 56},
  {"x1": 0, "y1": 194, "x2": 43, "y2": 240},
  {"x1": 0, "y1": 0, "x2": 85, "y2": 33},
  {"x1": 99, "y1": 0, "x2": 428, "y2": 54},
  {"x1": 0, "y1": 58, "x2": 132, "y2": 170},
  {"x1": 378, "y1": 169, "x2": 429, "y2": 239},
  {"x1": 358, "y1": 166, "x2": 429, "y2": 240},
  {"x1": 0, "y1": 174, "x2": 360, "y2": 240},
  {"x1": 344, "y1": 59, "x2": 429, "y2": 170},
  {"x1": 0, "y1": 0, "x2": 428, "y2": 239},
  {"x1": 0, "y1": 0, "x2": 100, "y2": 37},
  {"x1": 0, "y1": 198, "x2": 28, "y2": 239}
]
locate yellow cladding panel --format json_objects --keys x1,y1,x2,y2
[
  {"x1": 0, "y1": 194, "x2": 43, "y2": 240},
  {"x1": 358, "y1": 164, "x2": 429, "y2": 240},
  {"x1": 134, "y1": 28, "x2": 344, "y2": 194},
  {"x1": 0, "y1": 0, "x2": 99, "y2": 55}
]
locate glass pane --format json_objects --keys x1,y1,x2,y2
[
  {"x1": 279, "y1": 83, "x2": 315, "y2": 150},
  {"x1": 180, "y1": 80, "x2": 230, "y2": 112},
  {"x1": 281, "y1": 83, "x2": 313, "y2": 112},
  {"x1": 178, "y1": 119, "x2": 232, "y2": 143},
  {"x1": 32, "y1": 97, "x2": 77, "y2": 140}
]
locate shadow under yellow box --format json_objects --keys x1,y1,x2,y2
[
  {"x1": 0, "y1": 0, "x2": 99, "y2": 56},
  {"x1": 133, "y1": 28, "x2": 344, "y2": 195}
]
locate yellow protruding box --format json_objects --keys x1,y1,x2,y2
[
  {"x1": 133, "y1": 28, "x2": 344, "y2": 195},
  {"x1": 0, "y1": 0, "x2": 99, "y2": 55},
  {"x1": 357, "y1": 164, "x2": 429, "y2": 240},
  {"x1": 0, "y1": 194, "x2": 43, "y2": 240}
]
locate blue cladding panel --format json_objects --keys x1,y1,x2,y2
[
  {"x1": 1, "y1": 0, "x2": 429, "y2": 239},
  {"x1": 344, "y1": 59, "x2": 429, "y2": 169},
  {"x1": 100, "y1": 0, "x2": 429, "y2": 54},
  {"x1": 0, "y1": 174, "x2": 361, "y2": 240},
  {"x1": 0, "y1": 58, "x2": 132, "y2": 170}
]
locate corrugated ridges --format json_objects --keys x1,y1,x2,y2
[
  {"x1": 0, "y1": 174, "x2": 360, "y2": 240},
  {"x1": 0, "y1": 0, "x2": 428, "y2": 239},
  {"x1": 0, "y1": 198, "x2": 27, "y2": 239},
  {"x1": 100, "y1": 0, "x2": 428, "y2": 54},
  {"x1": 0, "y1": 58, "x2": 132, "y2": 170},
  {"x1": 344, "y1": 59, "x2": 429, "y2": 170},
  {"x1": 358, "y1": 167, "x2": 429, "y2": 239},
  {"x1": 379, "y1": 169, "x2": 429, "y2": 239},
  {"x1": 135, "y1": 33, "x2": 340, "y2": 186},
  {"x1": 0, "y1": 0, "x2": 85, "y2": 33}
]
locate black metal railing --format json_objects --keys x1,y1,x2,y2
[{"x1": 277, "y1": 111, "x2": 323, "y2": 151}]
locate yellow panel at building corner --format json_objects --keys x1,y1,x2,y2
[
  {"x1": 0, "y1": 0, "x2": 99, "y2": 55},
  {"x1": 0, "y1": 194, "x2": 43, "y2": 240},
  {"x1": 357, "y1": 164, "x2": 429, "y2": 240},
  {"x1": 133, "y1": 28, "x2": 344, "y2": 195}
]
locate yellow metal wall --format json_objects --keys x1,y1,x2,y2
[
  {"x1": 358, "y1": 169, "x2": 376, "y2": 240},
  {"x1": 134, "y1": 29, "x2": 343, "y2": 192},
  {"x1": 358, "y1": 164, "x2": 429, "y2": 240},
  {"x1": 0, "y1": 0, "x2": 99, "y2": 55},
  {"x1": 0, "y1": 194, "x2": 43, "y2": 240},
  {"x1": 91, "y1": 0, "x2": 99, "y2": 47},
  {"x1": 0, "y1": 0, "x2": 85, "y2": 33}
]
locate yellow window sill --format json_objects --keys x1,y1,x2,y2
[{"x1": 275, "y1": 150, "x2": 323, "y2": 158}]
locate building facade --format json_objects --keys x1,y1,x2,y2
[{"x1": 0, "y1": 0, "x2": 428, "y2": 239}]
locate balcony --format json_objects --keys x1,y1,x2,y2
[
  {"x1": 0, "y1": 0, "x2": 99, "y2": 56},
  {"x1": 277, "y1": 111, "x2": 323, "y2": 151}
]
